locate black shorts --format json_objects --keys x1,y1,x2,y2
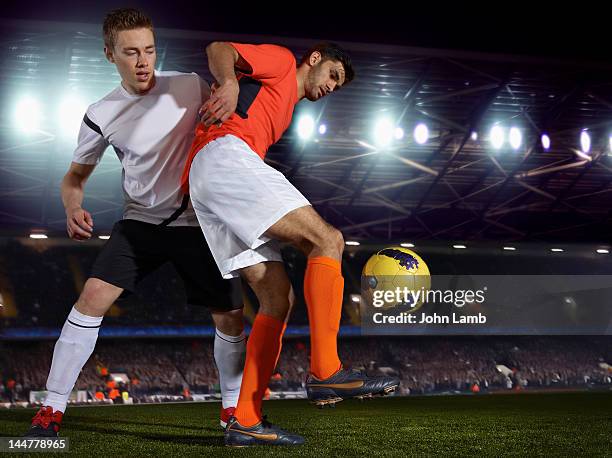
[{"x1": 90, "y1": 219, "x2": 242, "y2": 311}]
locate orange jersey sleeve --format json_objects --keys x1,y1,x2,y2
[{"x1": 230, "y1": 43, "x2": 295, "y2": 82}]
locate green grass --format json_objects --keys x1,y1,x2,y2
[{"x1": 1, "y1": 392, "x2": 612, "y2": 456}]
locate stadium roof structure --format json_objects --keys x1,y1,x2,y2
[{"x1": 1, "y1": 19, "x2": 612, "y2": 242}]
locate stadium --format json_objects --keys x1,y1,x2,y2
[{"x1": 1, "y1": 2, "x2": 611, "y2": 455}]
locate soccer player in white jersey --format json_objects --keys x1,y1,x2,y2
[{"x1": 25, "y1": 9, "x2": 245, "y2": 437}]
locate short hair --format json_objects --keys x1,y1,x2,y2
[
  {"x1": 103, "y1": 8, "x2": 154, "y2": 49},
  {"x1": 301, "y1": 42, "x2": 355, "y2": 85}
]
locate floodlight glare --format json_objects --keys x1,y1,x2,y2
[
  {"x1": 374, "y1": 118, "x2": 394, "y2": 147},
  {"x1": 509, "y1": 127, "x2": 522, "y2": 150},
  {"x1": 413, "y1": 123, "x2": 429, "y2": 145},
  {"x1": 15, "y1": 96, "x2": 42, "y2": 133},
  {"x1": 490, "y1": 125, "x2": 505, "y2": 149},
  {"x1": 297, "y1": 115, "x2": 315, "y2": 140}
]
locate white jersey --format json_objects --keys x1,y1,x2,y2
[{"x1": 73, "y1": 70, "x2": 209, "y2": 226}]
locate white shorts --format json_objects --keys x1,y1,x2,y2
[{"x1": 189, "y1": 135, "x2": 311, "y2": 279}]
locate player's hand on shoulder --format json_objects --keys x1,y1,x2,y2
[
  {"x1": 200, "y1": 79, "x2": 239, "y2": 127},
  {"x1": 66, "y1": 207, "x2": 94, "y2": 241}
]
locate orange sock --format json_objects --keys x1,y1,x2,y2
[
  {"x1": 234, "y1": 313, "x2": 286, "y2": 427},
  {"x1": 304, "y1": 256, "x2": 343, "y2": 380}
]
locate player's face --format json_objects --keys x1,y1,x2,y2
[
  {"x1": 105, "y1": 28, "x2": 156, "y2": 95},
  {"x1": 304, "y1": 59, "x2": 346, "y2": 101}
]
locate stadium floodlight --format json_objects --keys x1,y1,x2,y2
[
  {"x1": 550, "y1": 248, "x2": 564, "y2": 252},
  {"x1": 318, "y1": 124, "x2": 327, "y2": 135},
  {"x1": 345, "y1": 241, "x2": 360, "y2": 246},
  {"x1": 394, "y1": 127, "x2": 405, "y2": 140},
  {"x1": 471, "y1": 131, "x2": 478, "y2": 141},
  {"x1": 58, "y1": 94, "x2": 87, "y2": 140},
  {"x1": 350, "y1": 294, "x2": 361, "y2": 303},
  {"x1": 30, "y1": 234, "x2": 48, "y2": 239},
  {"x1": 374, "y1": 118, "x2": 394, "y2": 147},
  {"x1": 14, "y1": 96, "x2": 42, "y2": 133},
  {"x1": 541, "y1": 133, "x2": 551, "y2": 150},
  {"x1": 413, "y1": 123, "x2": 429, "y2": 145},
  {"x1": 503, "y1": 246, "x2": 516, "y2": 251},
  {"x1": 596, "y1": 249, "x2": 609, "y2": 254},
  {"x1": 400, "y1": 242, "x2": 414, "y2": 248},
  {"x1": 580, "y1": 130, "x2": 591, "y2": 154},
  {"x1": 509, "y1": 127, "x2": 522, "y2": 150},
  {"x1": 453, "y1": 244, "x2": 467, "y2": 249},
  {"x1": 297, "y1": 115, "x2": 315, "y2": 140},
  {"x1": 489, "y1": 125, "x2": 505, "y2": 149},
  {"x1": 99, "y1": 235, "x2": 111, "y2": 240},
  {"x1": 563, "y1": 297, "x2": 577, "y2": 308}
]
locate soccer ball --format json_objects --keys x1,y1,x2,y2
[{"x1": 361, "y1": 246, "x2": 431, "y2": 312}]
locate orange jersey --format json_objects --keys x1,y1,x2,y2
[{"x1": 182, "y1": 43, "x2": 298, "y2": 191}]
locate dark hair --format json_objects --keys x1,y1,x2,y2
[
  {"x1": 103, "y1": 8, "x2": 154, "y2": 49},
  {"x1": 301, "y1": 42, "x2": 355, "y2": 85}
]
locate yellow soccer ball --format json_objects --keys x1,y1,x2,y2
[{"x1": 362, "y1": 246, "x2": 431, "y2": 312}]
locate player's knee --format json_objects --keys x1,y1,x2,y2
[
  {"x1": 241, "y1": 264, "x2": 292, "y2": 317},
  {"x1": 319, "y1": 226, "x2": 344, "y2": 257},
  {"x1": 331, "y1": 228, "x2": 345, "y2": 254},
  {"x1": 309, "y1": 226, "x2": 344, "y2": 258},
  {"x1": 240, "y1": 263, "x2": 267, "y2": 287},
  {"x1": 76, "y1": 279, "x2": 117, "y2": 317},
  {"x1": 213, "y1": 309, "x2": 244, "y2": 336}
]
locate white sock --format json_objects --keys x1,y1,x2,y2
[
  {"x1": 44, "y1": 307, "x2": 103, "y2": 413},
  {"x1": 214, "y1": 328, "x2": 246, "y2": 409}
]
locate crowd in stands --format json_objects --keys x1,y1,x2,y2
[
  {"x1": 2, "y1": 239, "x2": 612, "y2": 405},
  {"x1": 0, "y1": 240, "x2": 219, "y2": 328},
  {"x1": 1, "y1": 336, "x2": 611, "y2": 404},
  {"x1": 0, "y1": 240, "x2": 318, "y2": 328},
  {"x1": 3, "y1": 238, "x2": 611, "y2": 331}
]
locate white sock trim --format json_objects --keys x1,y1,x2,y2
[
  {"x1": 67, "y1": 306, "x2": 103, "y2": 328},
  {"x1": 215, "y1": 328, "x2": 245, "y2": 343}
]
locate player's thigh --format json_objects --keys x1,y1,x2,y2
[
  {"x1": 190, "y1": 136, "x2": 312, "y2": 249},
  {"x1": 169, "y1": 226, "x2": 243, "y2": 311},
  {"x1": 89, "y1": 219, "x2": 166, "y2": 296},
  {"x1": 265, "y1": 205, "x2": 343, "y2": 252}
]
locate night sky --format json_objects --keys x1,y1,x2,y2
[{"x1": 3, "y1": 1, "x2": 609, "y2": 61}]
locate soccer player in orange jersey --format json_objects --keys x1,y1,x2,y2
[{"x1": 183, "y1": 41, "x2": 399, "y2": 446}]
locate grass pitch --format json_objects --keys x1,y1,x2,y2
[{"x1": 1, "y1": 392, "x2": 611, "y2": 456}]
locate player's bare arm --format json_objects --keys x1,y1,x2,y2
[
  {"x1": 201, "y1": 42, "x2": 250, "y2": 126},
  {"x1": 61, "y1": 162, "x2": 96, "y2": 241}
]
